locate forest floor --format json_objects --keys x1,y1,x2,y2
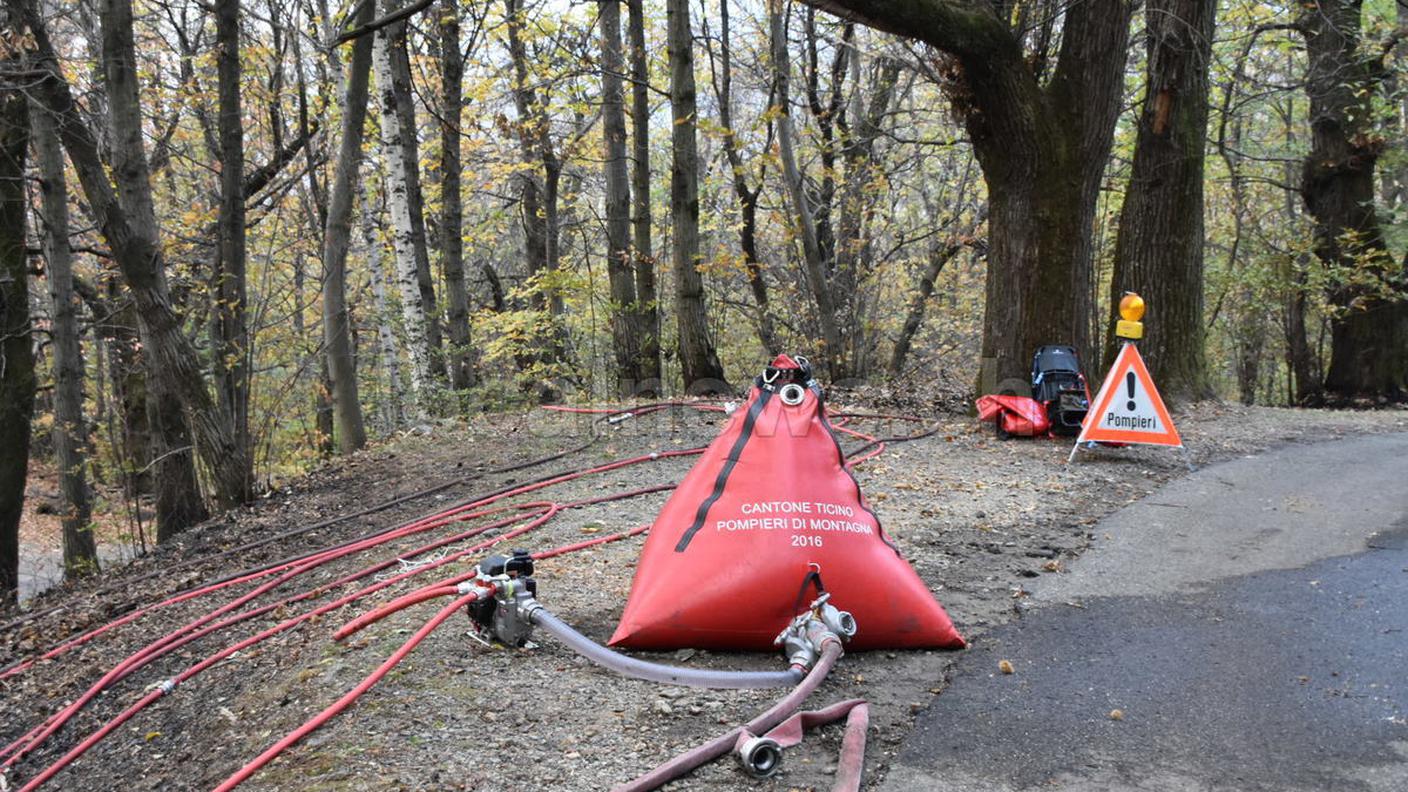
[{"x1": 1, "y1": 400, "x2": 1406, "y2": 792}]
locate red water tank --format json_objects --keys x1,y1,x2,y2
[{"x1": 610, "y1": 355, "x2": 964, "y2": 652}]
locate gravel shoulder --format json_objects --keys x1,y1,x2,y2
[{"x1": 2, "y1": 402, "x2": 1405, "y2": 791}]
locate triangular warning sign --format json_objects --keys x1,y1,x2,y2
[{"x1": 1075, "y1": 343, "x2": 1182, "y2": 447}]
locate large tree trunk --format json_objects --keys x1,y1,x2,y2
[
  {"x1": 601, "y1": 0, "x2": 642, "y2": 396},
  {"x1": 1299, "y1": 0, "x2": 1408, "y2": 400},
  {"x1": 802, "y1": 0, "x2": 1132, "y2": 389},
  {"x1": 0, "y1": 91, "x2": 31, "y2": 605},
  {"x1": 98, "y1": 0, "x2": 217, "y2": 527},
  {"x1": 375, "y1": 20, "x2": 435, "y2": 409},
  {"x1": 669, "y1": 0, "x2": 727, "y2": 391},
  {"x1": 1107, "y1": 0, "x2": 1217, "y2": 403},
  {"x1": 34, "y1": 103, "x2": 99, "y2": 578},
  {"x1": 212, "y1": 0, "x2": 252, "y2": 496},
  {"x1": 438, "y1": 0, "x2": 475, "y2": 391},
  {"x1": 321, "y1": 0, "x2": 376, "y2": 452},
  {"x1": 627, "y1": 0, "x2": 662, "y2": 392}
]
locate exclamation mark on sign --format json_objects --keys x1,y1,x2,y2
[{"x1": 1126, "y1": 372, "x2": 1137, "y2": 411}]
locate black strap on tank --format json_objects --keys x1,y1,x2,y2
[
  {"x1": 792, "y1": 567, "x2": 826, "y2": 614},
  {"x1": 674, "y1": 388, "x2": 773, "y2": 552}
]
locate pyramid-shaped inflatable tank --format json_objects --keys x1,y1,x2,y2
[{"x1": 610, "y1": 355, "x2": 965, "y2": 652}]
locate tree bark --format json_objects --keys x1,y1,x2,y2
[
  {"x1": 361, "y1": 182, "x2": 408, "y2": 428},
  {"x1": 627, "y1": 0, "x2": 662, "y2": 392},
  {"x1": 34, "y1": 102, "x2": 99, "y2": 578},
  {"x1": 0, "y1": 91, "x2": 31, "y2": 605},
  {"x1": 438, "y1": 0, "x2": 475, "y2": 391},
  {"x1": 322, "y1": 0, "x2": 376, "y2": 452},
  {"x1": 1107, "y1": 0, "x2": 1216, "y2": 403},
  {"x1": 386, "y1": 10, "x2": 445, "y2": 381},
  {"x1": 213, "y1": 0, "x2": 253, "y2": 497},
  {"x1": 374, "y1": 21, "x2": 435, "y2": 410},
  {"x1": 98, "y1": 0, "x2": 216, "y2": 528},
  {"x1": 601, "y1": 0, "x2": 642, "y2": 396},
  {"x1": 1298, "y1": 0, "x2": 1408, "y2": 400},
  {"x1": 801, "y1": 0, "x2": 1132, "y2": 389},
  {"x1": 668, "y1": 0, "x2": 727, "y2": 391}
]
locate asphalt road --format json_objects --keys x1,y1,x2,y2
[{"x1": 884, "y1": 433, "x2": 1408, "y2": 792}]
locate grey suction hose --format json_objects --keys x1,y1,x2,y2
[
  {"x1": 611, "y1": 640, "x2": 845, "y2": 792},
  {"x1": 529, "y1": 607, "x2": 804, "y2": 689}
]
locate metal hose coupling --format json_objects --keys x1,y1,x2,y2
[
  {"x1": 736, "y1": 734, "x2": 783, "y2": 778},
  {"x1": 773, "y1": 592, "x2": 857, "y2": 670}
]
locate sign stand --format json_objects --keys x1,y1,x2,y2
[{"x1": 1068, "y1": 293, "x2": 1192, "y2": 469}]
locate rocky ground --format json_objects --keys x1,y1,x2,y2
[{"x1": 1, "y1": 400, "x2": 1405, "y2": 792}]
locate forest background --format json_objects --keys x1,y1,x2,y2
[{"x1": 0, "y1": 0, "x2": 1405, "y2": 601}]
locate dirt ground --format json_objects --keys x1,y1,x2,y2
[{"x1": 1, "y1": 399, "x2": 1405, "y2": 792}]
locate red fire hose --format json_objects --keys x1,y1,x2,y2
[
  {"x1": 209, "y1": 590, "x2": 486, "y2": 792},
  {"x1": 2, "y1": 406, "x2": 931, "y2": 790}
]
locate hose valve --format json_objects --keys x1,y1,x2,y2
[{"x1": 773, "y1": 593, "x2": 856, "y2": 669}]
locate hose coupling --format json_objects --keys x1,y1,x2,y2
[
  {"x1": 774, "y1": 593, "x2": 856, "y2": 669},
  {"x1": 158, "y1": 678, "x2": 177, "y2": 696},
  {"x1": 736, "y1": 734, "x2": 783, "y2": 778}
]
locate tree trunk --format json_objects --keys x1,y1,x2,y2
[
  {"x1": 99, "y1": 0, "x2": 219, "y2": 526},
  {"x1": 0, "y1": 91, "x2": 31, "y2": 605},
  {"x1": 375, "y1": 19, "x2": 435, "y2": 409},
  {"x1": 771, "y1": 0, "x2": 844, "y2": 374},
  {"x1": 714, "y1": 0, "x2": 779, "y2": 354},
  {"x1": 801, "y1": 0, "x2": 1132, "y2": 389},
  {"x1": 505, "y1": 0, "x2": 567, "y2": 378},
  {"x1": 627, "y1": 0, "x2": 658, "y2": 391},
  {"x1": 321, "y1": 0, "x2": 376, "y2": 452},
  {"x1": 601, "y1": 0, "x2": 642, "y2": 396},
  {"x1": 1299, "y1": 0, "x2": 1408, "y2": 400},
  {"x1": 438, "y1": 0, "x2": 475, "y2": 391},
  {"x1": 831, "y1": 49, "x2": 901, "y2": 379},
  {"x1": 1107, "y1": 0, "x2": 1216, "y2": 403},
  {"x1": 667, "y1": 0, "x2": 727, "y2": 391},
  {"x1": 891, "y1": 241, "x2": 966, "y2": 376},
  {"x1": 627, "y1": 0, "x2": 662, "y2": 392},
  {"x1": 213, "y1": 0, "x2": 252, "y2": 498},
  {"x1": 387, "y1": 11, "x2": 445, "y2": 381},
  {"x1": 105, "y1": 291, "x2": 152, "y2": 496},
  {"x1": 361, "y1": 181, "x2": 408, "y2": 427},
  {"x1": 34, "y1": 103, "x2": 99, "y2": 578}
]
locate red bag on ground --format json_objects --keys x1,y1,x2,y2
[
  {"x1": 975, "y1": 394, "x2": 1051, "y2": 437},
  {"x1": 609, "y1": 355, "x2": 964, "y2": 652}
]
